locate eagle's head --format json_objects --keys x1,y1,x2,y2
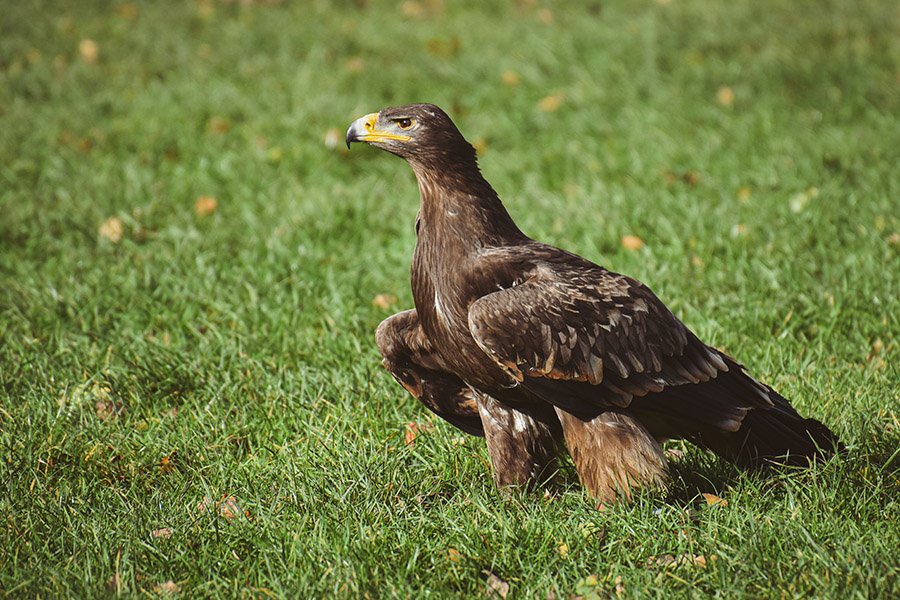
[{"x1": 345, "y1": 103, "x2": 475, "y2": 165}]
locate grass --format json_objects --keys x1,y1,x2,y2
[{"x1": 1, "y1": 0, "x2": 898, "y2": 597}]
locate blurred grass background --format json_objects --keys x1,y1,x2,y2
[{"x1": 1, "y1": 0, "x2": 898, "y2": 597}]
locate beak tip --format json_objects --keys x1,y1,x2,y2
[{"x1": 345, "y1": 127, "x2": 354, "y2": 150}]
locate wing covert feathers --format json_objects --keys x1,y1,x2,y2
[{"x1": 467, "y1": 263, "x2": 765, "y2": 413}]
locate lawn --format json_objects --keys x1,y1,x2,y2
[{"x1": 1, "y1": 0, "x2": 898, "y2": 597}]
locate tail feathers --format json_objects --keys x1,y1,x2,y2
[{"x1": 711, "y1": 389, "x2": 843, "y2": 468}]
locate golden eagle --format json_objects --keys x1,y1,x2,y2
[{"x1": 347, "y1": 104, "x2": 840, "y2": 502}]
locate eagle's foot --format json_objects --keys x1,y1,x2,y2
[{"x1": 556, "y1": 408, "x2": 669, "y2": 503}]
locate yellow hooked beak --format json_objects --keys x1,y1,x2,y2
[{"x1": 345, "y1": 112, "x2": 411, "y2": 148}]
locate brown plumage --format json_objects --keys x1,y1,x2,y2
[{"x1": 347, "y1": 104, "x2": 841, "y2": 502}]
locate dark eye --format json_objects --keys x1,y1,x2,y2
[{"x1": 396, "y1": 118, "x2": 414, "y2": 130}]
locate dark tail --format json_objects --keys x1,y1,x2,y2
[{"x1": 705, "y1": 388, "x2": 843, "y2": 468}]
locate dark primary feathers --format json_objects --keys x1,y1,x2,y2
[{"x1": 349, "y1": 104, "x2": 841, "y2": 498}]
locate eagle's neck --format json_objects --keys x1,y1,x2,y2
[{"x1": 410, "y1": 159, "x2": 524, "y2": 247}]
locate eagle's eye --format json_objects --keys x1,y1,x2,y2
[{"x1": 396, "y1": 118, "x2": 414, "y2": 130}]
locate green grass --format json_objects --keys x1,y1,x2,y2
[{"x1": 1, "y1": 0, "x2": 898, "y2": 597}]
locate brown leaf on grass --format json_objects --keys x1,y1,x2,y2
[
  {"x1": 472, "y1": 136, "x2": 488, "y2": 156},
  {"x1": 447, "y1": 547, "x2": 461, "y2": 563},
  {"x1": 483, "y1": 570, "x2": 509, "y2": 598},
  {"x1": 159, "y1": 454, "x2": 175, "y2": 475},
  {"x1": 402, "y1": 0, "x2": 444, "y2": 19},
  {"x1": 402, "y1": 0, "x2": 424, "y2": 18},
  {"x1": 208, "y1": 116, "x2": 231, "y2": 134},
  {"x1": 702, "y1": 492, "x2": 728, "y2": 507},
  {"x1": 662, "y1": 170, "x2": 700, "y2": 187},
  {"x1": 151, "y1": 527, "x2": 173, "y2": 539},
  {"x1": 716, "y1": 86, "x2": 735, "y2": 107},
  {"x1": 501, "y1": 70, "x2": 520, "y2": 86},
  {"x1": 372, "y1": 293, "x2": 397, "y2": 309},
  {"x1": 887, "y1": 232, "x2": 900, "y2": 246},
  {"x1": 153, "y1": 580, "x2": 180, "y2": 595},
  {"x1": 537, "y1": 93, "x2": 564, "y2": 112},
  {"x1": 323, "y1": 127, "x2": 342, "y2": 150},
  {"x1": 404, "y1": 421, "x2": 434, "y2": 445},
  {"x1": 867, "y1": 339, "x2": 884, "y2": 363},
  {"x1": 426, "y1": 37, "x2": 460, "y2": 58},
  {"x1": 95, "y1": 400, "x2": 124, "y2": 420},
  {"x1": 194, "y1": 195, "x2": 218, "y2": 217},
  {"x1": 218, "y1": 495, "x2": 250, "y2": 521},
  {"x1": 737, "y1": 185, "x2": 752, "y2": 201},
  {"x1": 117, "y1": 3, "x2": 139, "y2": 20},
  {"x1": 79, "y1": 39, "x2": 99, "y2": 64},
  {"x1": 344, "y1": 57, "x2": 365, "y2": 73},
  {"x1": 646, "y1": 553, "x2": 714, "y2": 569},
  {"x1": 682, "y1": 170, "x2": 700, "y2": 186},
  {"x1": 621, "y1": 235, "x2": 644, "y2": 251},
  {"x1": 197, "y1": 494, "x2": 252, "y2": 521},
  {"x1": 99, "y1": 217, "x2": 124, "y2": 243},
  {"x1": 557, "y1": 542, "x2": 569, "y2": 558},
  {"x1": 197, "y1": 0, "x2": 214, "y2": 19}
]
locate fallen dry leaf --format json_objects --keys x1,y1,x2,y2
[
  {"x1": 501, "y1": 70, "x2": 520, "y2": 86},
  {"x1": 646, "y1": 553, "x2": 714, "y2": 569},
  {"x1": 402, "y1": 0, "x2": 424, "y2": 18},
  {"x1": 887, "y1": 232, "x2": 900, "y2": 246},
  {"x1": 218, "y1": 495, "x2": 250, "y2": 521},
  {"x1": 151, "y1": 527, "x2": 173, "y2": 539},
  {"x1": 483, "y1": 570, "x2": 509, "y2": 598},
  {"x1": 208, "y1": 116, "x2": 231, "y2": 134},
  {"x1": 344, "y1": 57, "x2": 365, "y2": 73},
  {"x1": 621, "y1": 235, "x2": 644, "y2": 251},
  {"x1": 117, "y1": 3, "x2": 139, "y2": 20},
  {"x1": 323, "y1": 127, "x2": 342, "y2": 150},
  {"x1": 95, "y1": 400, "x2": 123, "y2": 420},
  {"x1": 79, "y1": 39, "x2": 99, "y2": 64},
  {"x1": 99, "y1": 217, "x2": 124, "y2": 243},
  {"x1": 153, "y1": 580, "x2": 180, "y2": 595},
  {"x1": 716, "y1": 86, "x2": 735, "y2": 107},
  {"x1": 737, "y1": 186, "x2": 752, "y2": 201},
  {"x1": 197, "y1": 494, "x2": 251, "y2": 521},
  {"x1": 702, "y1": 492, "x2": 728, "y2": 507},
  {"x1": 730, "y1": 223, "x2": 747, "y2": 238},
  {"x1": 538, "y1": 93, "x2": 564, "y2": 113},
  {"x1": 159, "y1": 454, "x2": 175, "y2": 475},
  {"x1": 447, "y1": 547, "x2": 461, "y2": 563},
  {"x1": 557, "y1": 542, "x2": 569, "y2": 558},
  {"x1": 867, "y1": 338, "x2": 884, "y2": 363},
  {"x1": 425, "y1": 37, "x2": 460, "y2": 58},
  {"x1": 372, "y1": 293, "x2": 397, "y2": 309},
  {"x1": 404, "y1": 421, "x2": 434, "y2": 445},
  {"x1": 194, "y1": 195, "x2": 218, "y2": 217}
]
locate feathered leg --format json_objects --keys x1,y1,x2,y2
[
  {"x1": 555, "y1": 408, "x2": 668, "y2": 503},
  {"x1": 476, "y1": 393, "x2": 561, "y2": 489},
  {"x1": 377, "y1": 310, "x2": 561, "y2": 487}
]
